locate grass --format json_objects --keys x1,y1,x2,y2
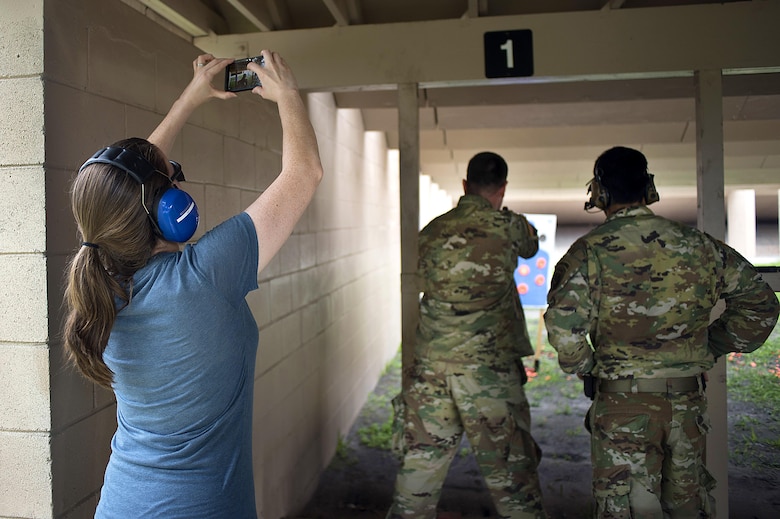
[
  {"x1": 726, "y1": 316, "x2": 780, "y2": 468},
  {"x1": 726, "y1": 337, "x2": 780, "y2": 409},
  {"x1": 355, "y1": 350, "x2": 402, "y2": 451},
  {"x1": 352, "y1": 309, "x2": 780, "y2": 469}
]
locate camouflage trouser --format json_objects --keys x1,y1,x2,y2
[
  {"x1": 588, "y1": 390, "x2": 716, "y2": 518},
  {"x1": 387, "y1": 361, "x2": 546, "y2": 519}
]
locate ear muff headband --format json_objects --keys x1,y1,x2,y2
[
  {"x1": 79, "y1": 146, "x2": 199, "y2": 242},
  {"x1": 80, "y1": 146, "x2": 158, "y2": 183},
  {"x1": 584, "y1": 166, "x2": 659, "y2": 211}
]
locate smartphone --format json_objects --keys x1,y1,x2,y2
[{"x1": 224, "y1": 56, "x2": 264, "y2": 92}]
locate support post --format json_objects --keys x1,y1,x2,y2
[
  {"x1": 398, "y1": 83, "x2": 420, "y2": 390},
  {"x1": 727, "y1": 189, "x2": 757, "y2": 259},
  {"x1": 695, "y1": 68, "x2": 728, "y2": 518}
]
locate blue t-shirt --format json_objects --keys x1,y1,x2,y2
[{"x1": 96, "y1": 213, "x2": 259, "y2": 519}]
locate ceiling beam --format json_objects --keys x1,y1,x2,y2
[
  {"x1": 225, "y1": 0, "x2": 274, "y2": 31},
  {"x1": 322, "y1": 0, "x2": 350, "y2": 26},
  {"x1": 196, "y1": 2, "x2": 780, "y2": 91},
  {"x1": 266, "y1": 0, "x2": 291, "y2": 29},
  {"x1": 346, "y1": 0, "x2": 363, "y2": 24},
  {"x1": 602, "y1": 0, "x2": 626, "y2": 11},
  {"x1": 137, "y1": 0, "x2": 226, "y2": 36},
  {"x1": 464, "y1": 0, "x2": 486, "y2": 18}
]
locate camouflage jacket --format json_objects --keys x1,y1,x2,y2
[
  {"x1": 544, "y1": 206, "x2": 779, "y2": 379},
  {"x1": 415, "y1": 195, "x2": 539, "y2": 366}
]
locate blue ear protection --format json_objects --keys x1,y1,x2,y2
[{"x1": 80, "y1": 146, "x2": 199, "y2": 242}]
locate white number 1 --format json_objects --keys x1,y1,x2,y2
[{"x1": 500, "y1": 39, "x2": 514, "y2": 69}]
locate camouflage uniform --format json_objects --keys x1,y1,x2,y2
[
  {"x1": 544, "y1": 206, "x2": 780, "y2": 518},
  {"x1": 388, "y1": 195, "x2": 547, "y2": 519}
]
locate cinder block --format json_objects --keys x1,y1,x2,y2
[
  {"x1": 203, "y1": 184, "x2": 242, "y2": 231},
  {"x1": 290, "y1": 269, "x2": 311, "y2": 310},
  {"x1": 125, "y1": 105, "x2": 165, "y2": 148},
  {"x1": 254, "y1": 147, "x2": 282, "y2": 191},
  {"x1": 277, "y1": 235, "x2": 301, "y2": 276},
  {"x1": 0, "y1": 166, "x2": 45, "y2": 253},
  {"x1": 0, "y1": 78, "x2": 44, "y2": 167},
  {"x1": 256, "y1": 312, "x2": 301, "y2": 374},
  {"x1": 246, "y1": 280, "x2": 271, "y2": 329},
  {"x1": 154, "y1": 52, "x2": 193, "y2": 117},
  {"x1": 0, "y1": 431, "x2": 52, "y2": 518},
  {"x1": 49, "y1": 349, "x2": 98, "y2": 431},
  {"x1": 181, "y1": 124, "x2": 225, "y2": 184},
  {"x1": 259, "y1": 251, "x2": 281, "y2": 282},
  {"x1": 0, "y1": 344, "x2": 50, "y2": 431},
  {"x1": 44, "y1": 0, "x2": 88, "y2": 89},
  {"x1": 201, "y1": 91, "x2": 242, "y2": 139},
  {"x1": 0, "y1": 0, "x2": 43, "y2": 78},
  {"x1": 306, "y1": 93, "x2": 336, "y2": 137},
  {"x1": 44, "y1": 82, "x2": 125, "y2": 171},
  {"x1": 0, "y1": 254, "x2": 48, "y2": 343},
  {"x1": 239, "y1": 96, "x2": 274, "y2": 146},
  {"x1": 300, "y1": 301, "x2": 326, "y2": 344},
  {"x1": 88, "y1": 26, "x2": 156, "y2": 110},
  {"x1": 51, "y1": 405, "x2": 115, "y2": 516},
  {"x1": 239, "y1": 187, "x2": 260, "y2": 214},
  {"x1": 46, "y1": 170, "x2": 78, "y2": 256},
  {"x1": 299, "y1": 233, "x2": 317, "y2": 269},
  {"x1": 269, "y1": 275, "x2": 293, "y2": 321},
  {"x1": 224, "y1": 136, "x2": 257, "y2": 188}
]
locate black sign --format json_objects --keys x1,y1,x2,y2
[{"x1": 484, "y1": 30, "x2": 534, "y2": 78}]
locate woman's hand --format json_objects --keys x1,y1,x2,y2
[
  {"x1": 181, "y1": 53, "x2": 237, "y2": 107},
  {"x1": 247, "y1": 50, "x2": 300, "y2": 103},
  {"x1": 148, "y1": 54, "x2": 235, "y2": 154}
]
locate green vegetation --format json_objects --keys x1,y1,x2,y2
[
  {"x1": 332, "y1": 434, "x2": 358, "y2": 468},
  {"x1": 355, "y1": 349, "x2": 402, "y2": 451},
  {"x1": 726, "y1": 320, "x2": 780, "y2": 468},
  {"x1": 726, "y1": 334, "x2": 780, "y2": 409},
  {"x1": 358, "y1": 421, "x2": 394, "y2": 449},
  {"x1": 353, "y1": 311, "x2": 780, "y2": 470}
]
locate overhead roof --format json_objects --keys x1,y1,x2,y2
[{"x1": 131, "y1": 0, "x2": 780, "y2": 225}]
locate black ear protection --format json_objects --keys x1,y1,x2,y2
[
  {"x1": 584, "y1": 165, "x2": 659, "y2": 211},
  {"x1": 644, "y1": 173, "x2": 660, "y2": 205},
  {"x1": 584, "y1": 171, "x2": 610, "y2": 211},
  {"x1": 79, "y1": 147, "x2": 199, "y2": 242}
]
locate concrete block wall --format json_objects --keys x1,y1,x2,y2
[
  {"x1": 0, "y1": 0, "x2": 53, "y2": 517},
  {"x1": 0, "y1": 0, "x2": 401, "y2": 517},
  {"x1": 252, "y1": 98, "x2": 402, "y2": 518}
]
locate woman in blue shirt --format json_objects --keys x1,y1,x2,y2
[{"x1": 62, "y1": 51, "x2": 323, "y2": 518}]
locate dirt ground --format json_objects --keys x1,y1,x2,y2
[{"x1": 294, "y1": 359, "x2": 780, "y2": 519}]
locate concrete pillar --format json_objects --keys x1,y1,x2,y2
[
  {"x1": 694, "y1": 68, "x2": 729, "y2": 517},
  {"x1": 727, "y1": 189, "x2": 757, "y2": 260},
  {"x1": 398, "y1": 83, "x2": 420, "y2": 390}
]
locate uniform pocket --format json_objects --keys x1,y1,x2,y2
[
  {"x1": 390, "y1": 392, "x2": 406, "y2": 458},
  {"x1": 593, "y1": 466, "x2": 632, "y2": 518},
  {"x1": 591, "y1": 408, "x2": 653, "y2": 518}
]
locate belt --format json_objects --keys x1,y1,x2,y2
[{"x1": 598, "y1": 376, "x2": 702, "y2": 394}]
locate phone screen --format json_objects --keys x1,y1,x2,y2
[{"x1": 224, "y1": 56, "x2": 264, "y2": 92}]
